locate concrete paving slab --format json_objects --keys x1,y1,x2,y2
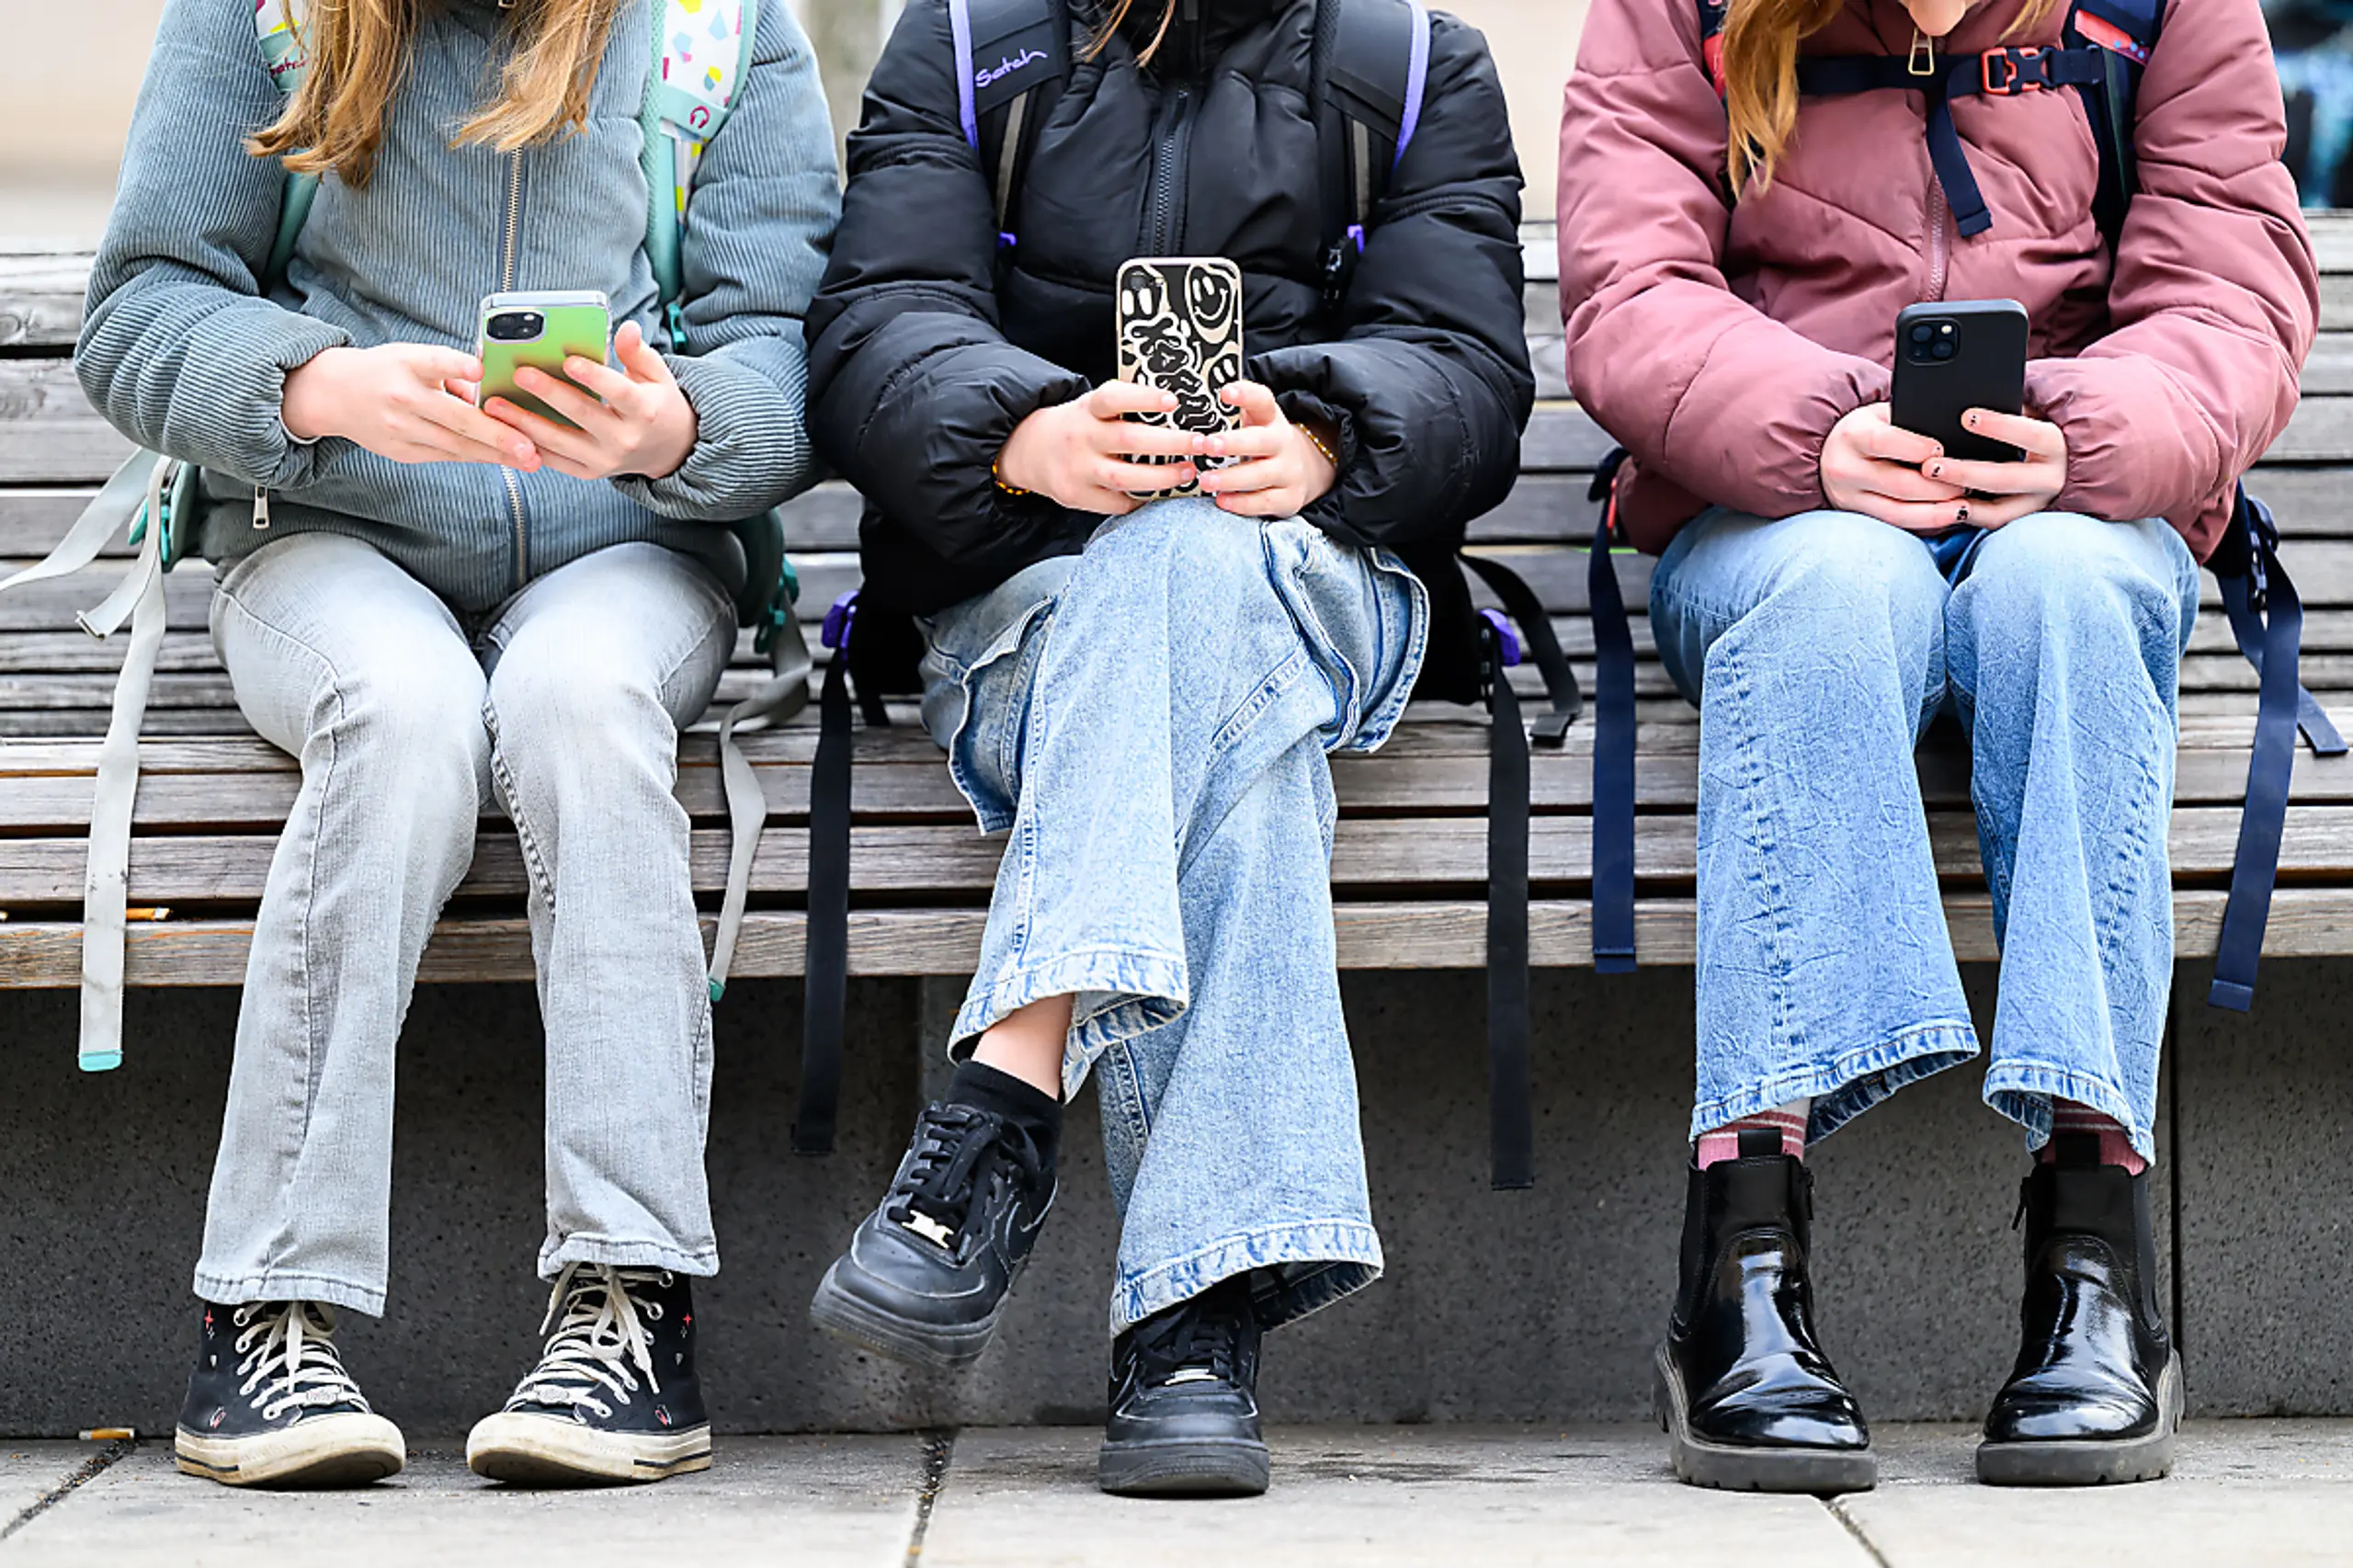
[
  {"x1": 917, "y1": 1426, "x2": 1878, "y2": 1567},
  {"x1": 1841, "y1": 1421, "x2": 2353, "y2": 1568},
  {"x1": 0, "y1": 1435, "x2": 922, "y2": 1568},
  {"x1": 0, "y1": 1443, "x2": 93, "y2": 1533}
]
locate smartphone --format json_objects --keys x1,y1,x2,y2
[
  {"x1": 1890, "y1": 300, "x2": 2029, "y2": 463},
  {"x1": 476, "y1": 290, "x2": 612, "y2": 428},
  {"x1": 1114, "y1": 256, "x2": 1245, "y2": 499}
]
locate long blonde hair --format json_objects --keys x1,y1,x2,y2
[
  {"x1": 1722, "y1": 0, "x2": 2063, "y2": 192},
  {"x1": 249, "y1": 0, "x2": 629, "y2": 188}
]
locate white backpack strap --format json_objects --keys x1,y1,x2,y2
[
  {"x1": 0, "y1": 451, "x2": 179, "y2": 1071},
  {"x1": 707, "y1": 609, "x2": 812, "y2": 997}
]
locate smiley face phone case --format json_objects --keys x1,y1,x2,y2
[
  {"x1": 1114, "y1": 257, "x2": 1245, "y2": 499},
  {"x1": 476, "y1": 290, "x2": 612, "y2": 428}
]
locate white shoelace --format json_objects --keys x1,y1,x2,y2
[
  {"x1": 233, "y1": 1301, "x2": 371, "y2": 1423},
  {"x1": 506, "y1": 1264, "x2": 667, "y2": 1422}
]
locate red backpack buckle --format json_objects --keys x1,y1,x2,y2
[{"x1": 1981, "y1": 45, "x2": 2049, "y2": 94}]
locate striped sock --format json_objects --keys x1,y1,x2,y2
[
  {"x1": 1695, "y1": 1099, "x2": 1810, "y2": 1167},
  {"x1": 2042, "y1": 1101, "x2": 2148, "y2": 1175}
]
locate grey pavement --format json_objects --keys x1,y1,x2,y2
[{"x1": 4, "y1": 1422, "x2": 2348, "y2": 1566}]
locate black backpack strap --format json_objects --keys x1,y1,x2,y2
[
  {"x1": 1480, "y1": 611, "x2": 1534, "y2": 1190},
  {"x1": 2208, "y1": 487, "x2": 2347, "y2": 1011},
  {"x1": 1312, "y1": 0, "x2": 1431, "y2": 311},
  {"x1": 2062, "y1": 0, "x2": 2161, "y2": 253},
  {"x1": 1586, "y1": 450, "x2": 1638, "y2": 974},
  {"x1": 796, "y1": 593, "x2": 870, "y2": 1154},
  {"x1": 1460, "y1": 554, "x2": 1582, "y2": 742},
  {"x1": 950, "y1": 0, "x2": 1067, "y2": 244}
]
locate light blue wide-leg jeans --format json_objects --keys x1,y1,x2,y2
[
  {"x1": 916, "y1": 499, "x2": 1427, "y2": 1335},
  {"x1": 1648, "y1": 508, "x2": 2199, "y2": 1163}
]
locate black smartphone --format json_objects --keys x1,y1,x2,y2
[{"x1": 1890, "y1": 299, "x2": 2029, "y2": 462}]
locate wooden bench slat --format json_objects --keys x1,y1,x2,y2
[{"x1": 8, "y1": 885, "x2": 2353, "y2": 988}]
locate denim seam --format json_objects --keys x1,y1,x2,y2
[
  {"x1": 1341, "y1": 549, "x2": 1430, "y2": 753},
  {"x1": 1983, "y1": 1058, "x2": 2154, "y2": 1158},
  {"x1": 192, "y1": 1267, "x2": 388, "y2": 1319},
  {"x1": 1108, "y1": 1219, "x2": 1385, "y2": 1337},
  {"x1": 214, "y1": 586, "x2": 344, "y2": 1279},
  {"x1": 950, "y1": 946, "x2": 1189, "y2": 1077},
  {"x1": 1711, "y1": 623, "x2": 1808, "y2": 1062},
  {"x1": 1690, "y1": 1017, "x2": 1980, "y2": 1142},
  {"x1": 539, "y1": 1233, "x2": 722, "y2": 1278}
]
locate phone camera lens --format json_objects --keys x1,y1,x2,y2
[
  {"x1": 1930, "y1": 338, "x2": 1956, "y2": 361},
  {"x1": 1909, "y1": 322, "x2": 1935, "y2": 345},
  {"x1": 486, "y1": 312, "x2": 542, "y2": 342}
]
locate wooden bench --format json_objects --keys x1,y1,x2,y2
[{"x1": 6, "y1": 223, "x2": 2353, "y2": 996}]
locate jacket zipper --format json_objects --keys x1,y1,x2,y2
[
  {"x1": 497, "y1": 149, "x2": 529, "y2": 589},
  {"x1": 1923, "y1": 174, "x2": 1950, "y2": 302},
  {"x1": 1142, "y1": 84, "x2": 1194, "y2": 256}
]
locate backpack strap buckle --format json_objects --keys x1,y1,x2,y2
[{"x1": 1981, "y1": 45, "x2": 2052, "y2": 95}]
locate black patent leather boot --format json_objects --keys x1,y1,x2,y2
[
  {"x1": 1978, "y1": 1133, "x2": 2183, "y2": 1486},
  {"x1": 1654, "y1": 1129, "x2": 1874, "y2": 1494}
]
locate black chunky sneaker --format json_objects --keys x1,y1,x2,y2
[
  {"x1": 1978, "y1": 1134, "x2": 2183, "y2": 1486},
  {"x1": 467, "y1": 1265, "x2": 710, "y2": 1485},
  {"x1": 1098, "y1": 1275, "x2": 1270, "y2": 1497},
  {"x1": 175, "y1": 1300, "x2": 404, "y2": 1488},
  {"x1": 810, "y1": 1094, "x2": 1056, "y2": 1372},
  {"x1": 1654, "y1": 1131, "x2": 1875, "y2": 1494}
]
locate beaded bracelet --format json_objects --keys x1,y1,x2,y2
[
  {"x1": 992, "y1": 460, "x2": 1030, "y2": 498},
  {"x1": 1300, "y1": 426, "x2": 1340, "y2": 468}
]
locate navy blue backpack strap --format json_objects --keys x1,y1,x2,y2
[
  {"x1": 949, "y1": 0, "x2": 1067, "y2": 244},
  {"x1": 1479, "y1": 611, "x2": 1535, "y2": 1189},
  {"x1": 1587, "y1": 449, "x2": 1638, "y2": 974},
  {"x1": 2209, "y1": 487, "x2": 2347, "y2": 1012},
  {"x1": 2063, "y1": 0, "x2": 2162, "y2": 251}
]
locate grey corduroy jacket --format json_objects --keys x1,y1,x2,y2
[{"x1": 77, "y1": 0, "x2": 839, "y2": 610}]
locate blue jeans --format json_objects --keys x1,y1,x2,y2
[
  {"x1": 1649, "y1": 509, "x2": 2200, "y2": 1163},
  {"x1": 917, "y1": 500, "x2": 1428, "y2": 1336}
]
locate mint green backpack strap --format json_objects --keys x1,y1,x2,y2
[
  {"x1": 256, "y1": 0, "x2": 317, "y2": 290},
  {"x1": 640, "y1": 0, "x2": 759, "y2": 348}
]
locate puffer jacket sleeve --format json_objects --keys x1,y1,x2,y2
[
  {"x1": 615, "y1": 0, "x2": 842, "y2": 520},
  {"x1": 1249, "y1": 15, "x2": 1534, "y2": 551},
  {"x1": 75, "y1": 0, "x2": 351, "y2": 489},
  {"x1": 2023, "y1": 0, "x2": 2316, "y2": 544},
  {"x1": 804, "y1": 0, "x2": 1091, "y2": 575},
  {"x1": 1556, "y1": 0, "x2": 1886, "y2": 524}
]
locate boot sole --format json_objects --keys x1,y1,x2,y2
[
  {"x1": 1975, "y1": 1351, "x2": 2185, "y2": 1487},
  {"x1": 175, "y1": 1413, "x2": 405, "y2": 1489},
  {"x1": 1654, "y1": 1343, "x2": 1877, "y2": 1494},
  {"x1": 466, "y1": 1412, "x2": 711, "y2": 1485},
  {"x1": 808, "y1": 1260, "x2": 1001, "y2": 1374},
  {"x1": 1098, "y1": 1436, "x2": 1271, "y2": 1497}
]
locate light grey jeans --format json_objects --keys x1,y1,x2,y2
[{"x1": 194, "y1": 532, "x2": 736, "y2": 1315}]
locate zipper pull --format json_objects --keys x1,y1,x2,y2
[
  {"x1": 252, "y1": 488, "x2": 271, "y2": 530},
  {"x1": 1908, "y1": 28, "x2": 1936, "y2": 76}
]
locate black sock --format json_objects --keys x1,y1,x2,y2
[{"x1": 946, "y1": 1059, "x2": 1063, "y2": 1170}]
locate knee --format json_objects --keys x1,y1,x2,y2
[
  {"x1": 1962, "y1": 515, "x2": 2183, "y2": 642},
  {"x1": 326, "y1": 653, "x2": 488, "y2": 810},
  {"x1": 1716, "y1": 511, "x2": 1944, "y2": 656},
  {"x1": 1085, "y1": 499, "x2": 1272, "y2": 620},
  {"x1": 486, "y1": 638, "x2": 676, "y2": 774}
]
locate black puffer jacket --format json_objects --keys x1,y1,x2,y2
[{"x1": 806, "y1": 0, "x2": 1532, "y2": 699}]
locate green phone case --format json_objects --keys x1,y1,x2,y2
[{"x1": 477, "y1": 291, "x2": 612, "y2": 428}]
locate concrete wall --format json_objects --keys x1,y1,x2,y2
[
  {"x1": 1, "y1": 960, "x2": 2339, "y2": 1437},
  {"x1": 0, "y1": 0, "x2": 1584, "y2": 227}
]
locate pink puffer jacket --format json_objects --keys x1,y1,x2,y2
[{"x1": 1557, "y1": 0, "x2": 2317, "y2": 559}]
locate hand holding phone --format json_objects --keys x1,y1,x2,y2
[
  {"x1": 477, "y1": 308, "x2": 698, "y2": 483},
  {"x1": 281, "y1": 343, "x2": 538, "y2": 469}
]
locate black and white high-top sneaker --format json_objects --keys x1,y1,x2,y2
[
  {"x1": 466, "y1": 1264, "x2": 710, "y2": 1485},
  {"x1": 1097, "y1": 1275, "x2": 1270, "y2": 1497},
  {"x1": 810, "y1": 1101, "x2": 1056, "y2": 1372},
  {"x1": 175, "y1": 1300, "x2": 404, "y2": 1488}
]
